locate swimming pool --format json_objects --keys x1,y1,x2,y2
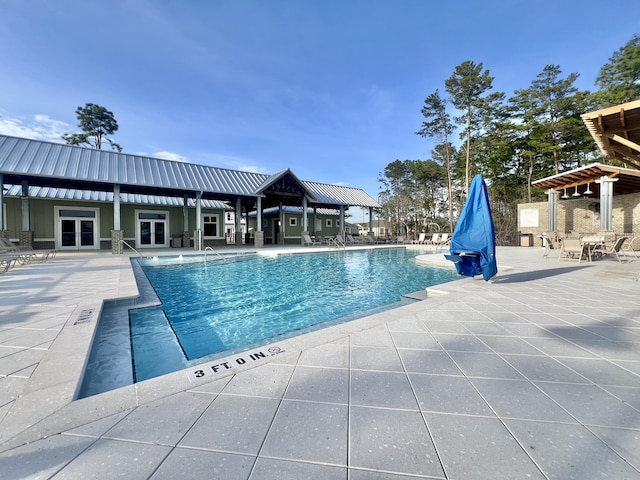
[{"x1": 79, "y1": 248, "x2": 458, "y2": 397}]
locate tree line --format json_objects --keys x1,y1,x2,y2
[{"x1": 378, "y1": 34, "x2": 640, "y2": 240}]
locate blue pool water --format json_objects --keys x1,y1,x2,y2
[{"x1": 79, "y1": 248, "x2": 458, "y2": 397}]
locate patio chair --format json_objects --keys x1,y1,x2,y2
[
  {"x1": 542, "y1": 237, "x2": 558, "y2": 258},
  {"x1": 593, "y1": 236, "x2": 629, "y2": 263},
  {"x1": 621, "y1": 236, "x2": 640, "y2": 259},
  {"x1": 413, "y1": 233, "x2": 427, "y2": 244},
  {"x1": 302, "y1": 234, "x2": 320, "y2": 246},
  {"x1": 558, "y1": 238, "x2": 587, "y2": 263}
]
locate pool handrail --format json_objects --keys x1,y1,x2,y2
[
  {"x1": 121, "y1": 240, "x2": 142, "y2": 257},
  {"x1": 204, "y1": 246, "x2": 226, "y2": 263}
]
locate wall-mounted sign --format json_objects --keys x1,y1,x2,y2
[{"x1": 520, "y1": 208, "x2": 539, "y2": 228}]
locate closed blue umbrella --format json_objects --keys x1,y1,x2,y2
[{"x1": 445, "y1": 174, "x2": 497, "y2": 281}]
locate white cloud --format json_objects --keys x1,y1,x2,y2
[
  {"x1": 152, "y1": 151, "x2": 189, "y2": 162},
  {"x1": 198, "y1": 152, "x2": 270, "y2": 174},
  {"x1": 0, "y1": 113, "x2": 70, "y2": 142}
]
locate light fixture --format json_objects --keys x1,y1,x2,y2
[
  {"x1": 584, "y1": 183, "x2": 593, "y2": 195},
  {"x1": 572, "y1": 186, "x2": 581, "y2": 197},
  {"x1": 561, "y1": 188, "x2": 569, "y2": 199}
]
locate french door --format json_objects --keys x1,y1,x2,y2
[
  {"x1": 137, "y1": 211, "x2": 168, "y2": 248},
  {"x1": 57, "y1": 208, "x2": 98, "y2": 250}
]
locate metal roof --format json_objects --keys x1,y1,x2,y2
[
  {"x1": 0, "y1": 134, "x2": 380, "y2": 208},
  {"x1": 3, "y1": 185, "x2": 230, "y2": 208}
]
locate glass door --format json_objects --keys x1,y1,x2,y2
[
  {"x1": 137, "y1": 212, "x2": 168, "y2": 248},
  {"x1": 57, "y1": 209, "x2": 98, "y2": 250}
]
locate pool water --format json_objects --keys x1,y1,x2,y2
[{"x1": 79, "y1": 248, "x2": 458, "y2": 396}]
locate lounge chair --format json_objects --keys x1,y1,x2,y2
[
  {"x1": 0, "y1": 238, "x2": 55, "y2": 263},
  {"x1": 558, "y1": 238, "x2": 587, "y2": 263},
  {"x1": 425, "y1": 233, "x2": 440, "y2": 245},
  {"x1": 593, "y1": 236, "x2": 628, "y2": 263},
  {"x1": 302, "y1": 234, "x2": 320, "y2": 246},
  {"x1": 413, "y1": 233, "x2": 427, "y2": 244},
  {"x1": 0, "y1": 253, "x2": 19, "y2": 273},
  {"x1": 345, "y1": 234, "x2": 357, "y2": 245}
]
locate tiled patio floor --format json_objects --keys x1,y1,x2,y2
[{"x1": 1, "y1": 246, "x2": 639, "y2": 479}]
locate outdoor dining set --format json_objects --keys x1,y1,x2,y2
[{"x1": 542, "y1": 233, "x2": 638, "y2": 263}]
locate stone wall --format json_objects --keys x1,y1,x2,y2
[{"x1": 518, "y1": 191, "x2": 640, "y2": 239}]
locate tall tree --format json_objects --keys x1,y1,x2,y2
[
  {"x1": 524, "y1": 65, "x2": 582, "y2": 175},
  {"x1": 445, "y1": 61, "x2": 495, "y2": 194},
  {"x1": 62, "y1": 103, "x2": 122, "y2": 152},
  {"x1": 594, "y1": 34, "x2": 640, "y2": 107},
  {"x1": 416, "y1": 90, "x2": 456, "y2": 233}
]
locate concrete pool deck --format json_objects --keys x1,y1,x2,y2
[{"x1": 1, "y1": 245, "x2": 639, "y2": 479}]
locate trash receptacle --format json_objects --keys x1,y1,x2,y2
[
  {"x1": 171, "y1": 236, "x2": 182, "y2": 248},
  {"x1": 520, "y1": 233, "x2": 533, "y2": 247}
]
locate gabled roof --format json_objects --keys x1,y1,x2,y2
[
  {"x1": 0, "y1": 134, "x2": 380, "y2": 208},
  {"x1": 581, "y1": 99, "x2": 640, "y2": 169}
]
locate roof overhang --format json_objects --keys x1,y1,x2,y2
[
  {"x1": 532, "y1": 162, "x2": 640, "y2": 196},
  {"x1": 581, "y1": 99, "x2": 640, "y2": 169}
]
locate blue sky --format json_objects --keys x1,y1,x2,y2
[{"x1": 1, "y1": 0, "x2": 639, "y2": 199}]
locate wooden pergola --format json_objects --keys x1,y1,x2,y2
[
  {"x1": 581, "y1": 99, "x2": 640, "y2": 169},
  {"x1": 532, "y1": 99, "x2": 640, "y2": 233}
]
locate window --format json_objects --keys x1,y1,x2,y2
[
  {"x1": 289, "y1": 217, "x2": 297, "y2": 227},
  {"x1": 326, "y1": 219, "x2": 333, "y2": 227},
  {"x1": 203, "y1": 215, "x2": 218, "y2": 237},
  {"x1": 336, "y1": 220, "x2": 341, "y2": 227},
  {"x1": 263, "y1": 220, "x2": 268, "y2": 227},
  {"x1": 226, "y1": 213, "x2": 232, "y2": 222}
]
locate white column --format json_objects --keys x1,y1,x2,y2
[
  {"x1": 183, "y1": 195, "x2": 189, "y2": 232},
  {"x1": 195, "y1": 192, "x2": 202, "y2": 250},
  {"x1": 339, "y1": 206, "x2": 345, "y2": 234},
  {"x1": 368, "y1": 207, "x2": 374, "y2": 235},
  {"x1": 596, "y1": 176, "x2": 618, "y2": 231},
  {"x1": 302, "y1": 197, "x2": 308, "y2": 232},
  {"x1": 21, "y1": 180, "x2": 29, "y2": 231},
  {"x1": 0, "y1": 173, "x2": 4, "y2": 230},
  {"x1": 547, "y1": 189, "x2": 557, "y2": 233},
  {"x1": 113, "y1": 184, "x2": 121, "y2": 230},
  {"x1": 257, "y1": 197, "x2": 262, "y2": 231},
  {"x1": 235, "y1": 198, "x2": 242, "y2": 245}
]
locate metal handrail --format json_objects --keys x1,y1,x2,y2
[
  {"x1": 204, "y1": 246, "x2": 226, "y2": 263},
  {"x1": 121, "y1": 240, "x2": 142, "y2": 257}
]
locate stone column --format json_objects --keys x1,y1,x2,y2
[
  {"x1": 254, "y1": 230, "x2": 265, "y2": 248},
  {"x1": 19, "y1": 230, "x2": 33, "y2": 249},
  {"x1": 111, "y1": 230, "x2": 124, "y2": 254}
]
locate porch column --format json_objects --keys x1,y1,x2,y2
[
  {"x1": 313, "y1": 207, "x2": 318, "y2": 235},
  {"x1": 111, "y1": 184, "x2": 123, "y2": 254},
  {"x1": 278, "y1": 202, "x2": 285, "y2": 244},
  {"x1": 301, "y1": 197, "x2": 308, "y2": 245},
  {"x1": 597, "y1": 176, "x2": 618, "y2": 232},
  {"x1": 235, "y1": 198, "x2": 243, "y2": 245},
  {"x1": 339, "y1": 206, "x2": 345, "y2": 235},
  {"x1": 20, "y1": 180, "x2": 32, "y2": 248},
  {"x1": 0, "y1": 173, "x2": 5, "y2": 233},
  {"x1": 368, "y1": 207, "x2": 374, "y2": 237},
  {"x1": 194, "y1": 192, "x2": 202, "y2": 250},
  {"x1": 182, "y1": 195, "x2": 190, "y2": 248},
  {"x1": 255, "y1": 196, "x2": 264, "y2": 248},
  {"x1": 546, "y1": 189, "x2": 557, "y2": 233}
]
